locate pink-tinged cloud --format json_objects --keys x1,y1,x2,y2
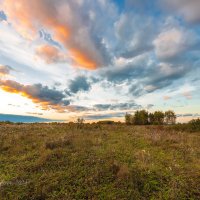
[
  {"x1": 163, "y1": 96, "x2": 171, "y2": 100},
  {"x1": 153, "y1": 28, "x2": 185, "y2": 60},
  {"x1": 2, "y1": 0, "x2": 103, "y2": 69},
  {"x1": 162, "y1": 0, "x2": 200, "y2": 24},
  {"x1": 36, "y1": 45, "x2": 66, "y2": 64},
  {"x1": 0, "y1": 65, "x2": 13, "y2": 76},
  {"x1": 0, "y1": 79, "x2": 70, "y2": 111},
  {"x1": 182, "y1": 91, "x2": 192, "y2": 99}
]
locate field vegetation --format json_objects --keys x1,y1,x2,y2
[{"x1": 0, "y1": 120, "x2": 200, "y2": 200}]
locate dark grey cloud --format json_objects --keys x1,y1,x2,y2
[
  {"x1": 94, "y1": 104, "x2": 111, "y2": 111},
  {"x1": 133, "y1": 63, "x2": 187, "y2": 95},
  {"x1": 32, "y1": 83, "x2": 67, "y2": 105},
  {"x1": 144, "y1": 64, "x2": 190, "y2": 93},
  {"x1": 147, "y1": 104, "x2": 154, "y2": 109},
  {"x1": 177, "y1": 113, "x2": 200, "y2": 117},
  {"x1": 94, "y1": 102, "x2": 141, "y2": 111},
  {"x1": 66, "y1": 102, "x2": 142, "y2": 113},
  {"x1": 68, "y1": 105, "x2": 92, "y2": 112},
  {"x1": 105, "y1": 64, "x2": 142, "y2": 83},
  {"x1": 101, "y1": 51, "x2": 194, "y2": 97},
  {"x1": 194, "y1": 113, "x2": 200, "y2": 117},
  {"x1": 84, "y1": 112, "x2": 125, "y2": 120},
  {"x1": 129, "y1": 84, "x2": 145, "y2": 97},
  {"x1": 0, "y1": 80, "x2": 70, "y2": 111},
  {"x1": 68, "y1": 76, "x2": 91, "y2": 94},
  {"x1": 103, "y1": 55, "x2": 151, "y2": 84},
  {"x1": 101, "y1": 55, "x2": 157, "y2": 97},
  {"x1": 182, "y1": 114, "x2": 193, "y2": 117}
]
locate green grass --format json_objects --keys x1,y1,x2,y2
[{"x1": 0, "y1": 123, "x2": 199, "y2": 200}]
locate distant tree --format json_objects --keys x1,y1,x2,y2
[
  {"x1": 153, "y1": 111, "x2": 165, "y2": 125},
  {"x1": 164, "y1": 110, "x2": 176, "y2": 124},
  {"x1": 76, "y1": 117, "x2": 85, "y2": 129},
  {"x1": 125, "y1": 113, "x2": 132, "y2": 125},
  {"x1": 124, "y1": 109, "x2": 177, "y2": 126},
  {"x1": 134, "y1": 110, "x2": 149, "y2": 125},
  {"x1": 148, "y1": 113, "x2": 154, "y2": 125},
  {"x1": 133, "y1": 111, "x2": 139, "y2": 125},
  {"x1": 76, "y1": 118, "x2": 84, "y2": 124}
]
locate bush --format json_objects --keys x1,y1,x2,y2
[
  {"x1": 167, "y1": 118, "x2": 200, "y2": 132},
  {"x1": 97, "y1": 120, "x2": 115, "y2": 125},
  {"x1": 188, "y1": 118, "x2": 200, "y2": 132}
]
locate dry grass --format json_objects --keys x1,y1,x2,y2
[{"x1": 0, "y1": 123, "x2": 199, "y2": 199}]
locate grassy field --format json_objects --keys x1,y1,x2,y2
[{"x1": 0, "y1": 123, "x2": 199, "y2": 200}]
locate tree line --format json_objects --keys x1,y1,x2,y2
[{"x1": 125, "y1": 110, "x2": 176, "y2": 125}]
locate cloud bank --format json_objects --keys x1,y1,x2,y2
[{"x1": 0, "y1": 79, "x2": 70, "y2": 111}]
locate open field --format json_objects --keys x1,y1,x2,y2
[{"x1": 0, "y1": 123, "x2": 200, "y2": 200}]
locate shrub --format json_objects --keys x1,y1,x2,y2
[
  {"x1": 188, "y1": 118, "x2": 200, "y2": 132},
  {"x1": 167, "y1": 118, "x2": 200, "y2": 132},
  {"x1": 97, "y1": 120, "x2": 115, "y2": 125}
]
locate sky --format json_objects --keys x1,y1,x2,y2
[{"x1": 0, "y1": 0, "x2": 200, "y2": 122}]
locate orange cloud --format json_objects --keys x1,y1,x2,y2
[
  {"x1": 2, "y1": 0, "x2": 102, "y2": 69},
  {"x1": 54, "y1": 24, "x2": 70, "y2": 41},
  {"x1": 70, "y1": 49, "x2": 97, "y2": 70},
  {"x1": 0, "y1": 79, "x2": 70, "y2": 111}
]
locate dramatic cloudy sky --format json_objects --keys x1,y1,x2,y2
[{"x1": 0, "y1": 0, "x2": 200, "y2": 122}]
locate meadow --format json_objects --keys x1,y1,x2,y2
[{"x1": 0, "y1": 123, "x2": 199, "y2": 200}]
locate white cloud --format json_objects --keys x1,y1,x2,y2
[
  {"x1": 154, "y1": 28, "x2": 185, "y2": 60},
  {"x1": 154, "y1": 24, "x2": 199, "y2": 61}
]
